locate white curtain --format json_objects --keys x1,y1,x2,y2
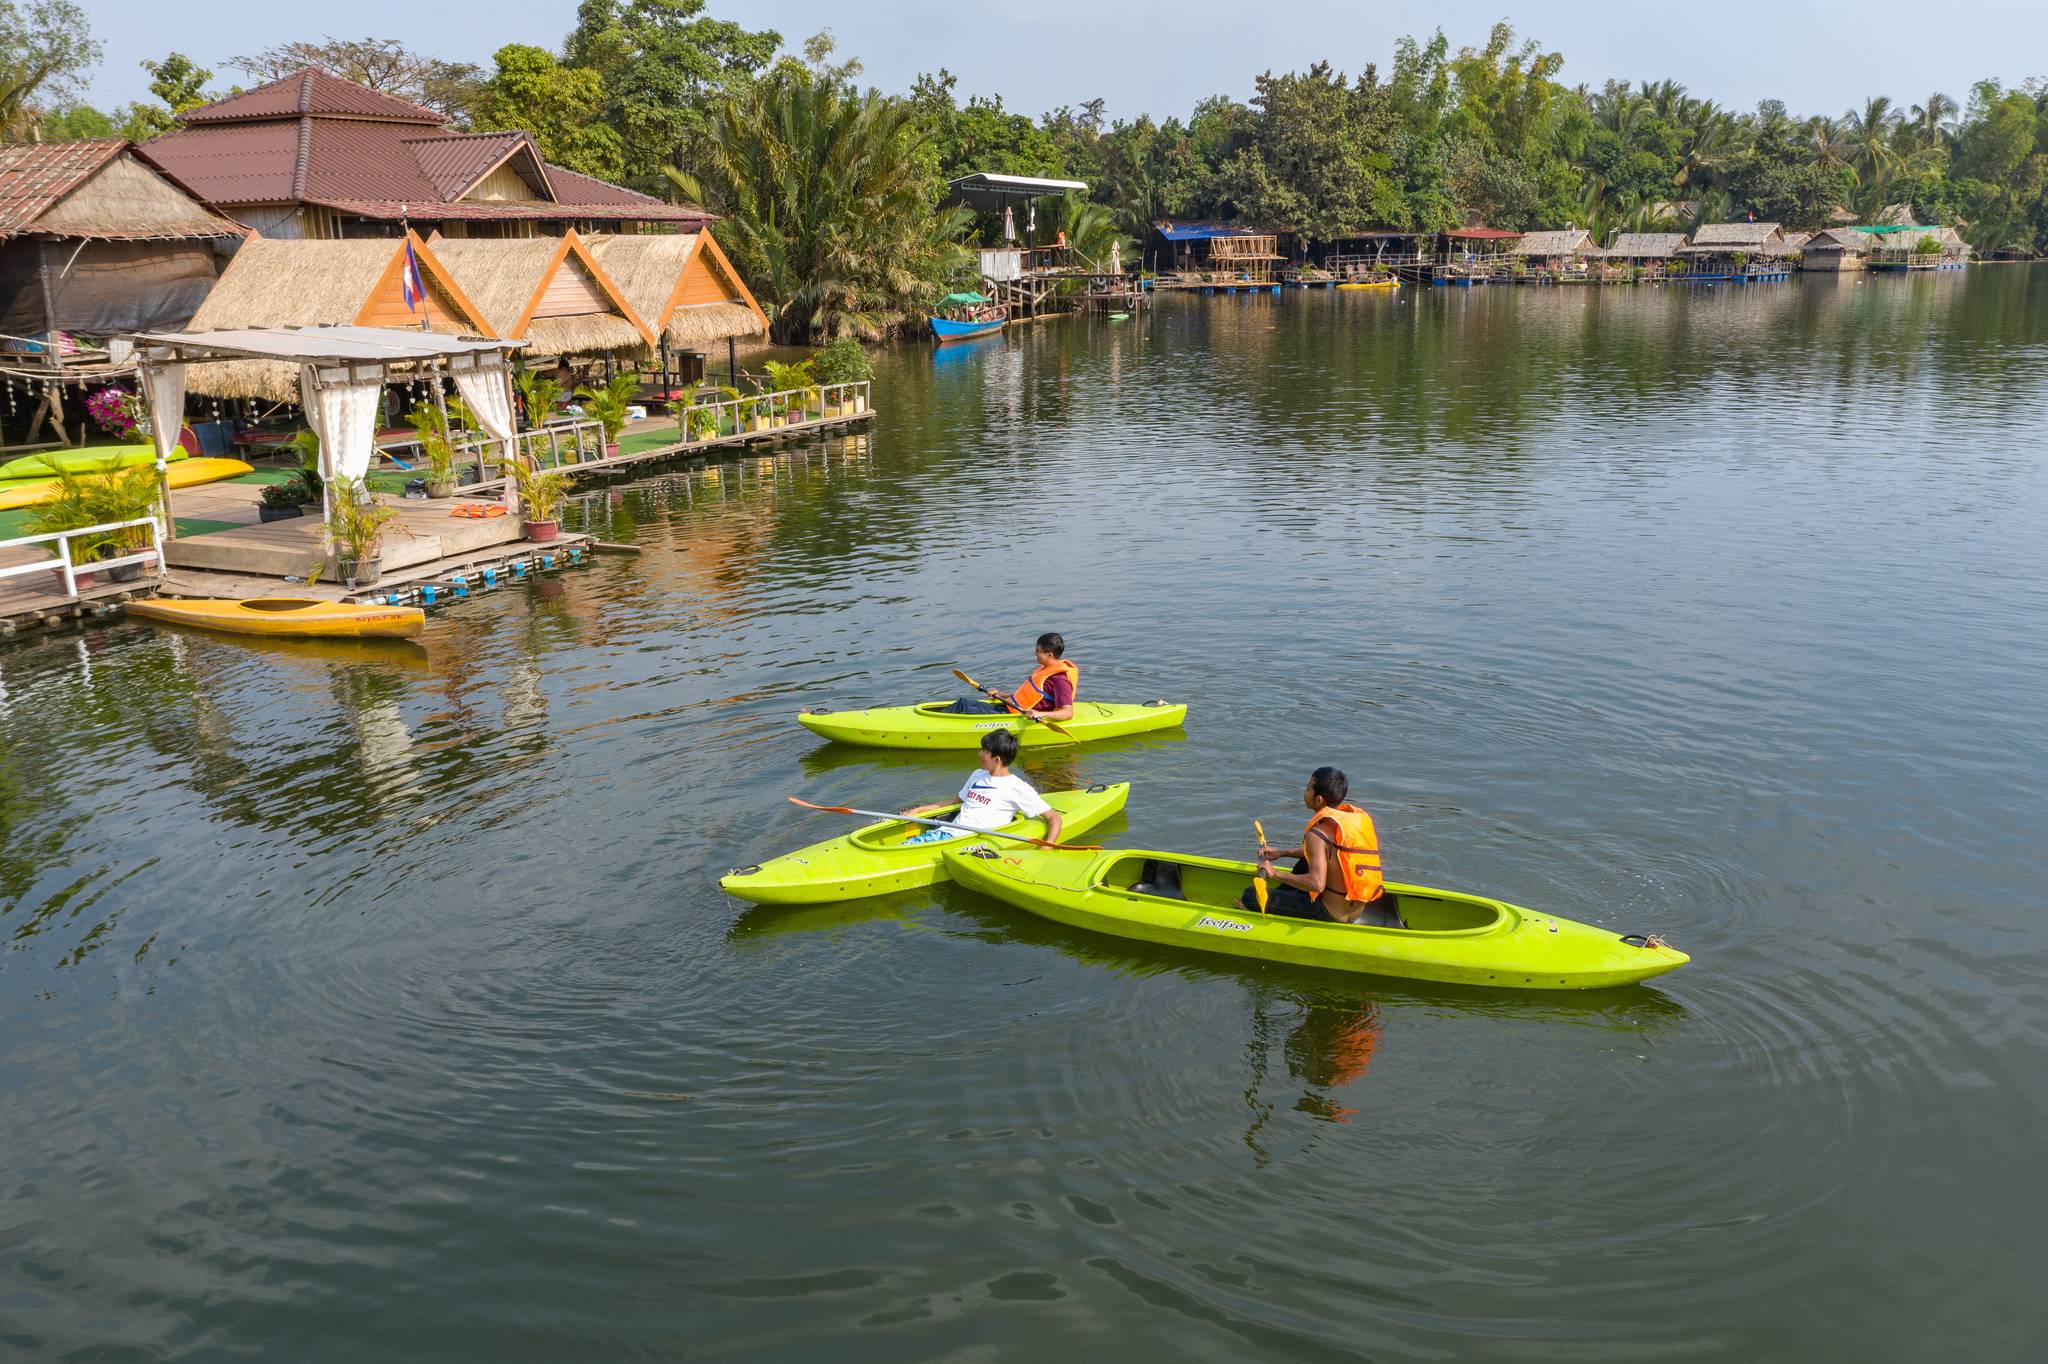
[
  {"x1": 299, "y1": 365, "x2": 384, "y2": 531},
  {"x1": 146, "y1": 363, "x2": 185, "y2": 466},
  {"x1": 453, "y1": 366, "x2": 519, "y2": 511}
]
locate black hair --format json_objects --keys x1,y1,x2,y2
[
  {"x1": 981, "y1": 730, "x2": 1020, "y2": 765},
  {"x1": 1308, "y1": 766, "x2": 1349, "y2": 805},
  {"x1": 1036, "y1": 632, "x2": 1065, "y2": 659}
]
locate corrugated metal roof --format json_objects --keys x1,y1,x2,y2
[
  {"x1": 179, "y1": 68, "x2": 445, "y2": 126},
  {"x1": 0, "y1": 139, "x2": 125, "y2": 236}
]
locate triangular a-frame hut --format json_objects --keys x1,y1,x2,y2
[
  {"x1": 184, "y1": 230, "x2": 494, "y2": 397},
  {"x1": 584, "y1": 230, "x2": 768, "y2": 350},
  {"x1": 428, "y1": 230, "x2": 654, "y2": 358}
]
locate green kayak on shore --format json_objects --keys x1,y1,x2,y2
[
  {"x1": 797, "y1": 699, "x2": 1187, "y2": 749},
  {"x1": 719, "y1": 782, "x2": 1130, "y2": 904},
  {"x1": 940, "y1": 844, "x2": 1690, "y2": 990}
]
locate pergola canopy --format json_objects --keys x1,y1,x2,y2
[{"x1": 945, "y1": 172, "x2": 1088, "y2": 212}]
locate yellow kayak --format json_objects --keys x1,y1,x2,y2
[
  {"x1": 1337, "y1": 279, "x2": 1398, "y2": 290},
  {"x1": 0, "y1": 457, "x2": 254, "y2": 510},
  {"x1": 125, "y1": 597, "x2": 425, "y2": 640}
]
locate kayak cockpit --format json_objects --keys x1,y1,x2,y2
[
  {"x1": 1097, "y1": 853, "x2": 1511, "y2": 935},
  {"x1": 240, "y1": 599, "x2": 326, "y2": 613},
  {"x1": 848, "y1": 804, "x2": 965, "y2": 849}
]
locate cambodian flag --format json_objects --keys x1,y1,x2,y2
[{"x1": 401, "y1": 238, "x2": 426, "y2": 314}]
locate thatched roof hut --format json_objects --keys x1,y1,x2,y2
[
  {"x1": 182, "y1": 231, "x2": 494, "y2": 397},
  {"x1": 1507, "y1": 228, "x2": 1592, "y2": 258},
  {"x1": 429, "y1": 231, "x2": 653, "y2": 358},
  {"x1": 1604, "y1": 232, "x2": 1688, "y2": 260},
  {"x1": 585, "y1": 230, "x2": 767, "y2": 350},
  {"x1": 1686, "y1": 222, "x2": 1785, "y2": 249},
  {"x1": 1, "y1": 139, "x2": 243, "y2": 341}
]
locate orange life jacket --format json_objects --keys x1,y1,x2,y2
[
  {"x1": 1012, "y1": 658, "x2": 1078, "y2": 711},
  {"x1": 1304, "y1": 803, "x2": 1382, "y2": 904}
]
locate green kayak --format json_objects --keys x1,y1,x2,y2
[
  {"x1": 940, "y1": 845, "x2": 1690, "y2": 990},
  {"x1": 719, "y1": 782, "x2": 1130, "y2": 904},
  {"x1": 797, "y1": 699, "x2": 1187, "y2": 749}
]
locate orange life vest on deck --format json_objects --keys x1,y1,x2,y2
[
  {"x1": 1012, "y1": 659, "x2": 1079, "y2": 711},
  {"x1": 1304, "y1": 803, "x2": 1383, "y2": 904}
]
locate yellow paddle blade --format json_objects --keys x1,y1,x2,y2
[{"x1": 1252, "y1": 820, "x2": 1269, "y2": 912}]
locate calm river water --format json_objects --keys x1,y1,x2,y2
[{"x1": 3, "y1": 271, "x2": 2045, "y2": 1360}]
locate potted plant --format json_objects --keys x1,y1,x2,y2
[
  {"x1": 762, "y1": 358, "x2": 820, "y2": 425},
  {"x1": 84, "y1": 466, "x2": 162, "y2": 582},
  {"x1": 287, "y1": 430, "x2": 323, "y2": 505},
  {"x1": 406, "y1": 403, "x2": 459, "y2": 498},
  {"x1": 813, "y1": 339, "x2": 872, "y2": 415},
  {"x1": 574, "y1": 372, "x2": 638, "y2": 459},
  {"x1": 26, "y1": 469, "x2": 108, "y2": 591},
  {"x1": 498, "y1": 455, "x2": 572, "y2": 542},
  {"x1": 513, "y1": 366, "x2": 565, "y2": 430},
  {"x1": 258, "y1": 480, "x2": 303, "y2": 522},
  {"x1": 326, "y1": 475, "x2": 396, "y2": 585},
  {"x1": 685, "y1": 403, "x2": 720, "y2": 442}
]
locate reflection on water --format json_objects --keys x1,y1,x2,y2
[{"x1": 2, "y1": 270, "x2": 2045, "y2": 1360}]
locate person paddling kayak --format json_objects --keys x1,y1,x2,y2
[
  {"x1": 947, "y1": 632, "x2": 1078, "y2": 720},
  {"x1": 1239, "y1": 767, "x2": 1405, "y2": 927},
  {"x1": 901, "y1": 730, "x2": 1067, "y2": 845}
]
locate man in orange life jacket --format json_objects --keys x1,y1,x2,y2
[
  {"x1": 946, "y1": 632, "x2": 1078, "y2": 721},
  {"x1": 1238, "y1": 767, "x2": 1406, "y2": 928}
]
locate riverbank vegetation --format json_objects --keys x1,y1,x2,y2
[{"x1": 9, "y1": 1, "x2": 2048, "y2": 338}]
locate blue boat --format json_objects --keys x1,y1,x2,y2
[{"x1": 930, "y1": 291, "x2": 1007, "y2": 343}]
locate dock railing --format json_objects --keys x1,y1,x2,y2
[
  {"x1": 663, "y1": 381, "x2": 872, "y2": 448},
  {"x1": 0, "y1": 515, "x2": 162, "y2": 601}
]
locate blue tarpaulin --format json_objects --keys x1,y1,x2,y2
[{"x1": 1154, "y1": 224, "x2": 1265, "y2": 241}]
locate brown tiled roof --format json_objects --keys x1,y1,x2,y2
[
  {"x1": 140, "y1": 119, "x2": 307, "y2": 203},
  {"x1": 179, "y1": 68, "x2": 445, "y2": 126},
  {"x1": 545, "y1": 164, "x2": 668, "y2": 208},
  {"x1": 0, "y1": 139, "x2": 241, "y2": 240},
  {"x1": 304, "y1": 196, "x2": 708, "y2": 224},
  {"x1": 406, "y1": 131, "x2": 535, "y2": 200}
]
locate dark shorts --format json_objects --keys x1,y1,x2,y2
[
  {"x1": 944, "y1": 697, "x2": 1012, "y2": 714},
  {"x1": 1238, "y1": 859, "x2": 1405, "y2": 927}
]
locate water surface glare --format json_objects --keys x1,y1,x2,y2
[{"x1": 3, "y1": 272, "x2": 2045, "y2": 1360}]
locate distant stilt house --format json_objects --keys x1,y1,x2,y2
[
  {"x1": 1433, "y1": 227, "x2": 1521, "y2": 284},
  {"x1": 1312, "y1": 231, "x2": 1433, "y2": 282},
  {"x1": 1602, "y1": 232, "x2": 1690, "y2": 276},
  {"x1": 584, "y1": 230, "x2": 769, "y2": 389},
  {"x1": 1151, "y1": 224, "x2": 1287, "y2": 286},
  {"x1": 1866, "y1": 225, "x2": 1970, "y2": 271},
  {"x1": 1505, "y1": 228, "x2": 1594, "y2": 281},
  {"x1": 1677, "y1": 222, "x2": 1794, "y2": 281},
  {"x1": 180, "y1": 231, "x2": 497, "y2": 401},
  {"x1": 1, "y1": 139, "x2": 245, "y2": 447},
  {"x1": 944, "y1": 173, "x2": 1109, "y2": 317}
]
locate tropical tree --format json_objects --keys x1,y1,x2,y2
[
  {"x1": 0, "y1": 0, "x2": 99, "y2": 138},
  {"x1": 672, "y1": 64, "x2": 975, "y2": 340},
  {"x1": 229, "y1": 37, "x2": 482, "y2": 119},
  {"x1": 469, "y1": 45, "x2": 624, "y2": 181}
]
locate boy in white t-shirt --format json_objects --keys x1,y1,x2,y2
[{"x1": 902, "y1": 730, "x2": 1065, "y2": 845}]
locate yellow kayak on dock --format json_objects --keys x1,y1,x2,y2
[
  {"x1": 1337, "y1": 279, "x2": 1399, "y2": 290},
  {"x1": 0, "y1": 457, "x2": 254, "y2": 510},
  {"x1": 125, "y1": 597, "x2": 425, "y2": 640}
]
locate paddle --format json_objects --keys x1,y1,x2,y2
[
  {"x1": 1252, "y1": 819, "x2": 1271, "y2": 913},
  {"x1": 787, "y1": 797, "x2": 1100, "y2": 851},
  {"x1": 950, "y1": 667, "x2": 1078, "y2": 741}
]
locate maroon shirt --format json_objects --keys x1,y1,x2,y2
[{"x1": 1034, "y1": 672, "x2": 1074, "y2": 712}]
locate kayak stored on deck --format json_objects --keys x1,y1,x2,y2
[
  {"x1": 124, "y1": 597, "x2": 425, "y2": 640},
  {"x1": 940, "y1": 845, "x2": 1689, "y2": 990},
  {"x1": 0, "y1": 457, "x2": 251, "y2": 511},
  {"x1": 797, "y1": 699, "x2": 1187, "y2": 749},
  {"x1": 719, "y1": 782, "x2": 1130, "y2": 905}
]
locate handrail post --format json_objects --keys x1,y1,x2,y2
[{"x1": 58, "y1": 532, "x2": 76, "y2": 598}]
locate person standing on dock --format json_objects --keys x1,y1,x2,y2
[{"x1": 948, "y1": 633, "x2": 1078, "y2": 721}]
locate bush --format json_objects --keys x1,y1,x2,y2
[{"x1": 813, "y1": 337, "x2": 873, "y2": 386}]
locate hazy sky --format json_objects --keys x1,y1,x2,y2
[{"x1": 79, "y1": 0, "x2": 2048, "y2": 124}]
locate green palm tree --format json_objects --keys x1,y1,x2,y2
[
  {"x1": 1907, "y1": 93, "x2": 1957, "y2": 150},
  {"x1": 669, "y1": 67, "x2": 975, "y2": 342},
  {"x1": 1843, "y1": 96, "x2": 1901, "y2": 188}
]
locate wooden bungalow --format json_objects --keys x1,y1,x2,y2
[
  {"x1": 1313, "y1": 231, "x2": 1433, "y2": 281},
  {"x1": 428, "y1": 231, "x2": 654, "y2": 362},
  {"x1": 181, "y1": 231, "x2": 496, "y2": 398},
  {"x1": 583, "y1": 230, "x2": 768, "y2": 387},
  {"x1": 1433, "y1": 227, "x2": 1521, "y2": 284},
  {"x1": 1506, "y1": 228, "x2": 1594, "y2": 280},
  {"x1": 1800, "y1": 228, "x2": 1873, "y2": 271},
  {"x1": 1, "y1": 139, "x2": 244, "y2": 445}
]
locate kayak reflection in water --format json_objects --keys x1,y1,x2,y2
[
  {"x1": 1240, "y1": 767, "x2": 1407, "y2": 928},
  {"x1": 946, "y1": 631, "x2": 1079, "y2": 719},
  {"x1": 900, "y1": 730, "x2": 1066, "y2": 846}
]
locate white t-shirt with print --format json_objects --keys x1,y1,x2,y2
[{"x1": 952, "y1": 770, "x2": 1051, "y2": 832}]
